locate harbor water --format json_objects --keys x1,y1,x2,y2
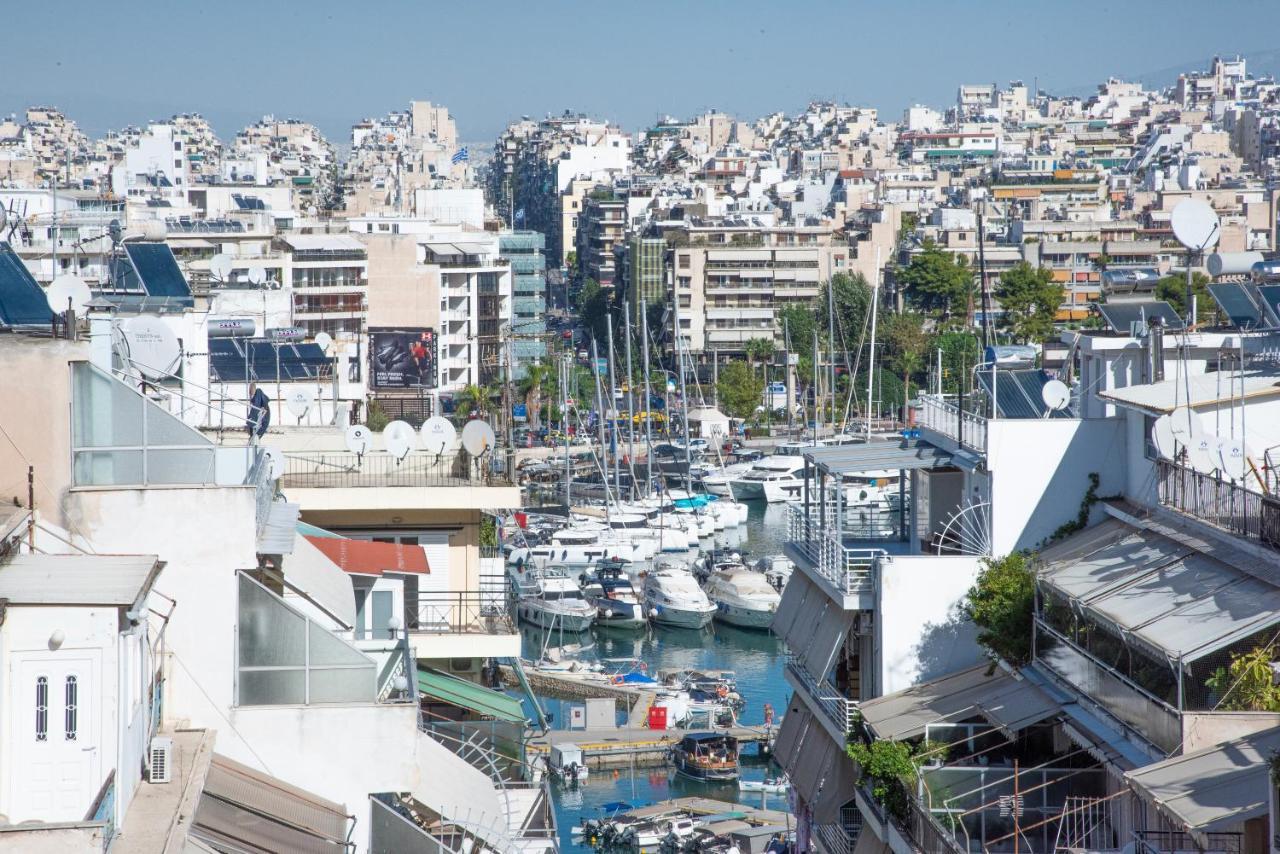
[{"x1": 521, "y1": 502, "x2": 796, "y2": 850}]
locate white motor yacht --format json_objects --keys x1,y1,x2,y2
[
  {"x1": 579, "y1": 564, "x2": 647, "y2": 628},
  {"x1": 703, "y1": 568, "x2": 781, "y2": 629},
  {"x1": 516, "y1": 568, "x2": 597, "y2": 632},
  {"x1": 509, "y1": 527, "x2": 650, "y2": 570},
  {"x1": 642, "y1": 569, "x2": 717, "y2": 629},
  {"x1": 729, "y1": 455, "x2": 806, "y2": 502}
]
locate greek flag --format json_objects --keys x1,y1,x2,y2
[
  {"x1": 514, "y1": 207, "x2": 525, "y2": 224},
  {"x1": 451, "y1": 147, "x2": 469, "y2": 165}
]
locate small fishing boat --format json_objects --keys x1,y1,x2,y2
[
  {"x1": 738, "y1": 775, "x2": 790, "y2": 795},
  {"x1": 672, "y1": 733, "x2": 740, "y2": 782}
]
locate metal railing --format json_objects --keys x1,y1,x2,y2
[
  {"x1": 280, "y1": 451, "x2": 513, "y2": 488},
  {"x1": 1156, "y1": 459, "x2": 1280, "y2": 551},
  {"x1": 786, "y1": 504, "x2": 883, "y2": 594},
  {"x1": 814, "y1": 823, "x2": 857, "y2": 854},
  {"x1": 918, "y1": 394, "x2": 987, "y2": 453},
  {"x1": 786, "y1": 658, "x2": 858, "y2": 735},
  {"x1": 411, "y1": 584, "x2": 516, "y2": 636},
  {"x1": 86, "y1": 770, "x2": 116, "y2": 851}
]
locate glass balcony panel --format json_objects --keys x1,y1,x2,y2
[
  {"x1": 308, "y1": 621, "x2": 377, "y2": 667},
  {"x1": 144, "y1": 401, "x2": 211, "y2": 446},
  {"x1": 238, "y1": 670, "x2": 305, "y2": 705},
  {"x1": 71, "y1": 363, "x2": 143, "y2": 447},
  {"x1": 73, "y1": 450, "x2": 144, "y2": 486},
  {"x1": 308, "y1": 667, "x2": 375, "y2": 704},
  {"x1": 238, "y1": 575, "x2": 307, "y2": 667},
  {"x1": 146, "y1": 449, "x2": 216, "y2": 484}
]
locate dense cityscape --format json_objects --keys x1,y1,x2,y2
[{"x1": 1, "y1": 43, "x2": 1279, "y2": 854}]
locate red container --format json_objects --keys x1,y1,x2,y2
[{"x1": 647, "y1": 705, "x2": 668, "y2": 730}]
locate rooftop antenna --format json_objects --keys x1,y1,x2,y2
[
  {"x1": 262, "y1": 446, "x2": 286, "y2": 481},
  {"x1": 1039, "y1": 379, "x2": 1070, "y2": 416},
  {"x1": 344, "y1": 423, "x2": 372, "y2": 463},
  {"x1": 1170, "y1": 199, "x2": 1220, "y2": 327},
  {"x1": 461, "y1": 419, "x2": 497, "y2": 458},
  {"x1": 208, "y1": 253, "x2": 234, "y2": 283},
  {"x1": 247, "y1": 265, "x2": 267, "y2": 287},
  {"x1": 285, "y1": 387, "x2": 315, "y2": 422},
  {"x1": 120, "y1": 316, "x2": 181, "y2": 382},
  {"x1": 46, "y1": 273, "x2": 92, "y2": 316},
  {"x1": 421, "y1": 415, "x2": 457, "y2": 458}
]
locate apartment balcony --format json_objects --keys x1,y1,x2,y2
[
  {"x1": 785, "y1": 657, "x2": 857, "y2": 737},
  {"x1": 916, "y1": 394, "x2": 987, "y2": 454},
  {"x1": 409, "y1": 578, "x2": 520, "y2": 659},
  {"x1": 1155, "y1": 459, "x2": 1280, "y2": 552},
  {"x1": 784, "y1": 503, "x2": 887, "y2": 605},
  {"x1": 1134, "y1": 830, "x2": 1242, "y2": 854}
]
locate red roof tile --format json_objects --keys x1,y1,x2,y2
[{"x1": 305, "y1": 536, "x2": 429, "y2": 576}]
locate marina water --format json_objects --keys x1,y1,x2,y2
[{"x1": 520, "y1": 503, "x2": 795, "y2": 849}]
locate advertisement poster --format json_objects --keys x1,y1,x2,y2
[{"x1": 370, "y1": 328, "x2": 437, "y2": 389}]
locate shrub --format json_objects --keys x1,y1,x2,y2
[{"x1": 962, "y1": 553, "x2": 1036, "y2": 665}]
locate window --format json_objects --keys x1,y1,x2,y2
[
  {"x1": 35, "y1": 676, "x2": 48, "y2": 741},
  {"x1": 64, "y1": 676, "x2": 78, "y2": 741},
  {"x1": 678, "y1": 255, "x2": 690, "y2": 269}
]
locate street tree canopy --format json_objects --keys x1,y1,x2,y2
[
  {"x1": 995, "y1": 262, "x2": 1064, "y2": 343},
  {"x1": 716, "y1": 360, "x2": 764, "y2": 420},
  {"x1": 1155, "y1": 272, "x2": 1214, "y2": 325},
  {"x1": 897, "y1": 241, "x2": 972, "y2": 319}
]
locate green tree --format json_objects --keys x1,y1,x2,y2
[
  {"x1": 897, "y1": 212, "x2": 919, "y2": 243},
  {"x1": 817, "y1": 272, "x2": 872, "y2": 346},
  {"x1": 1206, "y1": 646, "x2": 1280, "y2": 711},
  {"x1": 744, "y1": 337, "x2": 776, "y2": 379},
  {"x1": 455, "y1": 384, "x2": 491, "y2": 419},
  {"x1": 846, "y1": 738, "x2": 944, "y2": 821},
  {"x1": 1155, "y1": 272, "x2": 1213, "y2": 326},
  {"x1": 716, "y1": 360, "x2": 764, "y2": 420},
  {"x1": 995, "y1": 262, "x2": 1064, "y2": 343},
  {"x1": 962, "y1": 553, "x2": 1036, "y2": 665},
  {"x1": 518, "y1": 362, "x2": 556, "y2": 429},
  {"x1": 778, "y1": 303, "x2": 817, "y2": 353},
  {"x1": 897, "y1": 241, "x2": 973, "y2": 320},
  {"x1": 365, "y1": 398, "x2": 390, "y2": 431},
  {"x1": 575, "y1": 278, "x2": 611, "y2": 345},
  {"x1": 882, "y1": 310, "x2": 929, "y2": 402},
  {"x1": 930, "y1": 331, "x2": 982, "y2": 395}
]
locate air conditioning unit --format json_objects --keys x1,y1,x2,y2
[{"x1": 148, "y1": 737, "x2": 173, "y2": 784}]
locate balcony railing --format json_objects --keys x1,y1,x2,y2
[
  {"x1": 786, "y1": 504, "x2": 883, "y2": 595},
  {"x1": 917, "y1": 394, "x2": 987, "y2": 453},
  {"x1": 786, "y1": 658, "x2": 857, "y2": 735},
  {"x1": 410, "y1": 583, "x2": 516, "y2": 636},
  {"x1": 1156, "y1": 459, "x2": 1280, "y2": 551},
  {"x1": 280, "y1": 451, "x2": 513, "y2": 488},
  {"x1": 1135, "y1": 830, "x2": 1242, "y2": 854},
  {"x1": 814, "y1": 823, "x2": 857, "y2": 854}
]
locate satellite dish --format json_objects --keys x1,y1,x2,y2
[
  {"x1": 461, "y1": 419, "x2": 497, "y2": 457},
  {"x1": 383, "y1": 420, "x2": 416, "y2": 461},
  {"x1": 314, "y1": 331, "x2": 333, "y2": 352},
  {"x1": 247, "y1": 266, "x2": 267, "y2": 286},
  {"x1": 121, "y1": 316, "x2": 181, "y2": 381},
  {"x1": 209, "y1": 253, "x2": 234, "y2": 281},
  {"x1": 1168, "y1": 406, "x2": 1203, "y2": 445},
  {"x1": 1187, "y1": 433, "x2": 1220, "y2": 473},
  {"x1": 285, "y1": 387, "x2": 315, "y2": 419},
  {"x1": 1217, "y1": 437, "x2": 1251, "y2": 481},
  {"x1": 421, "y1": 416, "x2": 457, "y2": 455},
  {"x1": 1040, "y1": 379, "x2": 1070, "y2": 412},
  {"x1": 46, "y1": 274, "x2": 92, "y2": 314},
  {"x1": 1170, "y1": 199, "x2": 1220, "y2": 251},
  {"x1": 262, "y1": 446, "x2": 285, "y2": 481},
  {"x1": 345, "y1": 424, "x2": 372, "y2": 456}
]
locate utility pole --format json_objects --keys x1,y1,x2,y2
[
  {"x1": 641, "y1": 298, "x2": 654, "y2": 497},
  {"x1": 623, "y1": 301, "x2": 636, "y2": 500}
]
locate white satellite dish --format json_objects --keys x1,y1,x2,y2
[
  {"x1": 1187, "y1": 433, "x2": 1220, "y2": 474},
  {"x1": 209, "y1": 253, "x2": 234, "y2": 281},
  {"x1": 1168, "y1": 406, "x2": 1203, "y2": 445},
  {"x1": 121, "y1": 316, "x2": 181, "y2": 381},
  {"x1": 46, "y1": 274, "x2": 92, "y2": 314},
  {"x1": 262, "y1": 446, "x2": 285, "y2": 481},
  {"x1": 285, "y1": 387, "x2": 315, "y2": 419},
  {"x1": 345, "y1": 423, "x2": 372, "y2": 456},
  {"x1": 314, "y1": 331, "x2": 333, "y2": 352},
  {"x1": 1170, "y1": 199, "x2": 1220, "y2": 251},
  {"x1": 421, "y1": 416, "x2": 457, "y2": 455},
  {"x1": 383, "y1": 420, "x2": 417, "y2": 461},
  {"x1": 461, "y1": 419, "x2": 497, "y2": 457},
  {"x1": 247, "y1": 266, "x2": 267, "y2": 286},
  {"x1": 1040, "y1": 379, "x2": 1070, "y2": 412},
  {"x1": 1217, "y1": 437, "x2": 1251, "y2": 481}
]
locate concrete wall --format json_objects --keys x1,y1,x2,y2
[
  {"x1": 0, "y1": 824, "x2": 105, "y2": 853},
  {"x1": 1180, "y1": 711, "x2": 1280, "y2": 753},
  {"x1": 986, "y1": 417, "x2": 1128, "y2": 553},
  {"x1": 360, "y1": 233, "x2": 440, "y2": 331},
  {"x1": 877, "y1": 554, "x2": 985, "y2": 695}
]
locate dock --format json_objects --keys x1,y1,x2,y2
[
  {"x1": 617, "y1": 796, "x2": 791, "y2": 828},
  {"x1": 498, "y1": 664, "x2": 648, "y2": 710},
  {"x1": 527, "y1": 723, "x2": 777, "y2": 769}
]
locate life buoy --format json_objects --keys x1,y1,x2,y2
[{"x1": 612, "y1": 675, "x2": 624, "y2": 685}]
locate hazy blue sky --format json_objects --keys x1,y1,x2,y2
[{"x1": 3, "y1": 0, "x2": 1278, "y2": 145}]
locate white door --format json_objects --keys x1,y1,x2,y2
[{"x1": 10, "y1": 654, "x2": 101, "y2": 822}]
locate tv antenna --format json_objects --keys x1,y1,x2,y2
[
  {"x1": 383, "y1": 420, "x2": 416, "y2": 462},
  {"x1": 1040, "y1": 379, "x2": 1070, "y2": 414},
  {"x1": 461, "y1": 419, "x2": 497, "y2": 457},
  {"x1": 247, "y1": 266, "x2": 267, "y2": 287},
  {"x1": 1170, "y1": 199, "x2": 1220, "y2": 327},
  {"x1": 46, "y1": 274, "x2": 92, "y2": 315},
  {"x1": 314, "y1": 331, "x2": 333, "y2": 352},
  {"x1": 209, "y1": 253, "x2": 234, "y2": 282},
  {"x1": 120, "y1": 316, "x2": 182, "y2": 381},
  {"x1": 262, "y1": 446, "x2": 286, "y2": 481},
  {"x1": 421, "y1": 415, "x2": 457, "y2": 456},
  {"x1": 345, "y1": 424, "x2": 372, "y2": 461},
  {"x1": 285, "y1": 387, "x2": 315, "y2": 421}
]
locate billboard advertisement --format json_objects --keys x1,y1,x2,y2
[{"x1": 369, "y1": 328, "x2": 437, "y2": 389}]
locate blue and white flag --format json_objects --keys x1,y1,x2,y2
[
  {"x1": 451, "y1": 147, "x2": 469, "y2": 165},
  {"x1": 514, "y1": 207, "x2": 525, "y2": 224}
]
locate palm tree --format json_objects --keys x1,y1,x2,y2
[
  {"x1": 455, "y1": 384, "x2": 489, "y2": 420},
  {"x1": 744, "y1": 337, "x2": 776, "y2": 380},
  {"x1": 519, "y1": 362, "x2": 556, "y2": 429}
]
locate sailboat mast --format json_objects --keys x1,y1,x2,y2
[
  {"x1": 624, "y1": 301, "x2": 637, "y2": 501},
  {"x1": 866, "y1": 247, "x2": 881, "y2": 440},
  {"x1": 642, "y1": 298, "x2": 654, "y2": 497},
  {"x1": 606, "y1": 318, "x2": 621, "y2": 503}
]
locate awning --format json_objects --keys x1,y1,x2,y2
[
  {"x1": 417, "y1": 667, "x2": 527, "y2": 724},
  {"x1": 306, "y1": 536, "x2": 429, "y2": 576},
  {"x1": 792, "y1": 720, "x2": 836, "y2": 804},
  {"x1": 771, "y1": 570, "x2": 817, "y2": 639},
  {"x1": 797, "y1": 604, "x2": 855, "y2": 682},
  {"x1": 1037, "y1": 518, "x2": 1280, "y2": 662},
  {"x1": 281, "y1": 233, "x2": 366, "y2": 253},
  {"x1": 773, "y1": 700, "x2": 813, "y2": 770},
  {"x1": 813, "y1": 749, "x2": 858, "y2": 824},
  {"x1": 281, "y1": 536, "x2": 357, "y2": 629},
  {"x1": 1125, "y1": 724, "x2": 1280, "y2": 833},
  {"x1": 257, "y1": 501, "x2": 300, "y2": 556},
  {"x1": 858, "y1": 664, "x2": 1058, "y2": 741},
  {"x1": 191, "y1": 753, "x2": 351, "y2": 854},
  {"x1": 806, "y1": 437, "x2": 954, "y2": 475}
]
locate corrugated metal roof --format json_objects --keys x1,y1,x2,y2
[
  {"x1": 1037, "y1": 519, "x2": 1280, "y2": 662},
  {"x1": 193, "y1": 753, "x2": 350, "y2": 853},
  {"x1": 1125, "y1": 724, "x2": 1280, "y2": 832},
  {"x1": 806, "y1": 437, "x2": 954, "y2": 475},
  {"x1": 858, "y1": 664, "x2": 1058, "y2": 741},
  {"x1": 0, "y1": 554, "x2": 161, "y2": 607},
  {"x1": 417, "y1": 667, "x2": 527, "y2": 723},
  {"x1": 1098, "y1": 371, "x2": 1280, "y2": 415},
  {"x1": 257, "y1": 502, "x2": 300, "y2": 556}
]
